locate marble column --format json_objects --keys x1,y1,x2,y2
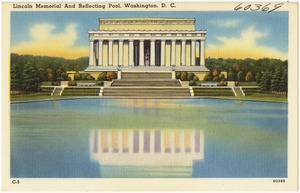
[
  {"x1": 150, "y1": 40, "x2": 155, "y2": 66},
  {"x1": 160, "y1": 40, "x2": 165, "y2": 66},
  {"x1": 98, "y1": 40, "x2": 103, "y2": 66},
  {"x1": 171, "y1": 40, "x2": 176, "y2": 66},
  {"x1": 181, "y1": 40, "x2": 186, "y2": 66},
  {"x1": 191, "y1": 40, "x2": 196, "y2": 66},
  {"x1": 118, "y1": 40, "x2": 123, "y2": 66},
  {"x1": 139, "y1": 40, "x2": 144, "y2": 66},
  {"x1": 200, "y1": 40, "x2": 205, "y2": 66},
  {"x1": 89, "y1": 40, "x2": 94, "y2": 66},
  {"x1": 108, "y1": 40, "x2": 113, "y2": 66},
  {"x1": 129, "y1": 40, "x2": 134, "y2": 66}
]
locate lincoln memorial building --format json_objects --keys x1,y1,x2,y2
[{"x1": 83, "y1": 17, "x2": 209, "y2": 80}]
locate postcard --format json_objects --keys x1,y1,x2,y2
[{"x1": 1, "y1": 1, "x2": 298, "y2": 191}]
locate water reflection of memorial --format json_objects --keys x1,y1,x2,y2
[{"x1": 90, "y1": 128, "x2": 204, "y2": 177}]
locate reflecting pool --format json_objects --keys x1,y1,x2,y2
[{"x1": 10, "y1": 99, "x2": 287, "y2": 178}]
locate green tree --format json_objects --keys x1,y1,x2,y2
[
  {"x1": 237, "y1": 71, "x2": 245, "y2": 82},
  {"x1": 10, "y1": 63, "x2": 23, "y2": 91},
  {"x1": 279, "y1": 69, "x2": 287, "y2": 93},
  {"x1": 259, "y1": 70, "x2": 272, "y2": 92},
  {"x1": 227, "y1": 71, "x2": 236, "y2": 81},
  {"x1": 38, "y1": 68, "x2": 45, "y2": 82},
  {"x1": 22, "y1": 63, "x2": 40, "y2": 93},
  {"x1": 61, "y1": 72, "x2": 70, "y2": 80},
  {"x1": 270, "y1": 68, "x2": 282, "y2": 91},
  {"x1": 56, "y1": 68, "x2": 63, "y2": 79},
  {"x1": 255, "y1": 72, "x2": 262, "y2": 83}
]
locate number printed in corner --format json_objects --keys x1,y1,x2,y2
[
  {"x1": 234, "y1": 3, "x2": 284, "y2": 13},
  {"x1": 12, "y1": 179, "x2": 20, "y2": 184},
  {"x1": 273, "y1": 179, "x2": 286, "y2": 183}
]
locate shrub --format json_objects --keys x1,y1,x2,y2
[
  {"x1": 68, "y1": 81, "x2": 77, "y2": 86},
  {"x1": 81, "y1": 73, "x2": 88, "y2": 80},
  {"x1": 213, "y1": 76, "x2": 220, "y2": 81},
  {"x1": 193, "y1": 76, "x2": 199, "y2": 81},
  {"x1": 237, "y1": 71, "x2": 245, "y2": 82},
  {"x1": 203, "y1": 72, "x2": 213, "y2": 81},
  {"x1": 106, "y1": 71, "x2": 117, "y2": 81},
  {"x1": 74, "y1": 72, "x2": 81, "y2": 80},
  {"x1": 61, "y1": 72, "x2": 70, "y2": 80},
  {"x1": 86, "y1": 74, "x2": 95, "y2": 80},
  {"x1": 180, "y1": 72, "x2": 188, "y2": 81},
  {"x1": 97, "y1": 72, "x2": 107, "y2": 81},
  {"x1": 219, "y1": 80, "x2": 228, "y2": 86},
  {"x1": 187, "y1": 73, "x2": 195, "y2": 81},
  {"x1": 96, "y1": 81, "x2": 104, "y2": 86},
  {"x1": 219, "y1": 73, "x2": 226, "y2": 81},
  {"x1": 56, "y1": 77, "x2": 64, "y2": 81},
  {"x1": 52, "y1": 81, "x2": 61, "y2": 86},
  {"x1": 189, "y1": 80, "x2": 196, "y2": 86},
  {"x1": 175, "y1": 72, "x2": 181, "y2": 79}
]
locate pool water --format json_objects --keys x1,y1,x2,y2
[{"x1": 10, "y1": 98, "x2": 287, "y2": 178}]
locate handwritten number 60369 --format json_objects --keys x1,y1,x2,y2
[{"x1": 234, "y1": 3, "x2": 284, "y2": 13}]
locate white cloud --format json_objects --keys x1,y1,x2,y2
[
  {"x1": 206, "y1": 26, "x2": 287, "y2": 60},
  {"x1": 12, "y1": 23, "x2": 88, "y2": 59},
  {"x1": 210, "y1": 18, "x2": 243, "y2": 28}
]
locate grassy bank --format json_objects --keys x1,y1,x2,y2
[
  {"x1": 10, "y1": 93, "x2": 69, "y2": 101},
  {"x1": 209, "y1": 93, "x2": 287, "y2": 102},
  {"x1": 10, "y1": 92, "x2": 287, "y2": 102}
]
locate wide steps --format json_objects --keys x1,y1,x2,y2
[
  {"x1": 111, "y1": 79, "x2": 181, "y2": 87},
  {"x1": 121, "y1": 72, "x2": 172, "y2": 79},
  {"x1": 103, "y1": 87, "x2": 190, "y2": 96}
]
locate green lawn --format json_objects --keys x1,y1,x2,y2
[
  {"x1": 10, "y1": 93, "x2": 67, "y2": 101},
  {"x1": 10, "y1": 89, "x2": 287, "y2": 102},
  {"x1": 238, "y1": 82, "x2": 258, "y2": 86},
  {"x1": 208, "y1": 93, "x2": 287, "y2": 102}
]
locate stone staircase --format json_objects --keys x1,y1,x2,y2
[
  {"x1": 121, "y1": 72, "x2": 172, "y2": 79},
  {"x1": 103, "y1": 87, "x2": 191, "y2": 97},
  {"x1": 52, "y1": 87, "x2": 63, "y2": 96},
  {"x1": 111, "y1": 79, "x2": 182, "y2": 87},
  {"x1": 103, "y1": 71, "x2": 190, "y2": 97},
  {"x1": 232, "y1": 87, "x2": 245, "y2": 97}
]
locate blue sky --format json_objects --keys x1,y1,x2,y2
[{"x1": 11, "y1": 11, "x2": 288, "y2": 59}]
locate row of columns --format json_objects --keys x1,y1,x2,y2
[
  {"x1": 92, "y1": 129, "x2": 201, "y2": 154},
  {"x1": 89, "y1": 39, "x2": 205, "y2": 67}
]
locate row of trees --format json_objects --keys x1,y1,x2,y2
[
  {"x1": 259, "y1": 68, "x2": 287, "y2": 92},
  {"x1": 204, "y1": 57, "x2": 288, "y2": 93},
  {"x1": 11, "y1": 53, "x2": 88, "y2": 93},
  {"x1": 204, "y1": 58, "x2": 287, "y2": 81},
  {"x1": 10, "y1": 54, "x2": 288, "y2": 93}
]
